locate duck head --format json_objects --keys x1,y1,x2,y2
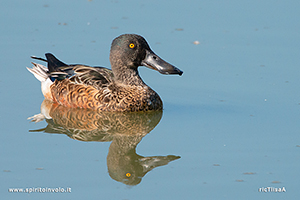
[{"x1": 109, "y1": 34, "x2": 183, "y2": 82}]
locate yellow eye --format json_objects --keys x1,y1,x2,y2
[
  {"x1": 129, "y1": 43, "x2": 135, "y2": 48},
  {"x1": 126, "y1": 173, "x2": 131, "y2": 177}
]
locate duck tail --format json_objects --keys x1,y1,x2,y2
[
  {"x1": 26, "y1": 63, "x2": 49, "y2": 82},
  {"x1": 31, "y1": 53, "x2": 67, "y2": 72},
  {"x1": 45, "y1": 53, "x2": 67, "y2": 72},
  {"x1": 27, "y1": 61, "x2": 54, "y2": 100}
]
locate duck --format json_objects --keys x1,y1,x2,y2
[{"x1": 27, "y1": 34, "x2": 183, "y2": 112}]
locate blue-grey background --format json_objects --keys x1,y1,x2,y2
[{"x1": 1, "y1": 0, "x2": 299, "y2": 199}]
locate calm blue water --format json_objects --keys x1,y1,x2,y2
[{"x1": 1, "y1": 0, "x2": 300, "y2": 199}]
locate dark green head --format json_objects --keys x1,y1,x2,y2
[{"x1": 110, "y1": 34, "x2": 183, "y2": 77}]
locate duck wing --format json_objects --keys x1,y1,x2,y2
[
  {"x1": 31, "y1": 53, "x2": 116, "y2": 110},
  {"x1": 70, "y1": 65, "x2": 114, "y2": 90},
  {"x1": 31, "y1": 53, "x2": 114, "y2": 89}
]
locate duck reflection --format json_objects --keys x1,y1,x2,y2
[{"x1": 29, "y1": 100, "x2": 180, "y2": 185}]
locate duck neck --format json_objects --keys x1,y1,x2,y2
[{"x1": 113, "y1": 66, "x2": 146, "y2": 86}]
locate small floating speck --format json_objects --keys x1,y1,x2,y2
[
  {"x1": 36, "y1": 168, "x2": 44, "y2": 170},
  {"x1": 175, "y1": 28, "x2": 184, "y2": 31},
  {"x1": 213, "y1": 164, "x2": 220, "y2": 166},
  {"x1": 243, "y1": 172, "x2": 256, "y2": 175},
  {"x1": 43, "y1": 4, "x2": 49, "y2": 7},
  {"x1": 3, "y1": 170, "x2": 11, "y2": 172},
  {"x1": 236, "y1": 179, "x2": 244, "y2": 182},
  {"x1": 193, "y1": 40, "x2": 200, "y2": 45},
  {"x1": 272, "y1": 181, "x2": 281, "y2": 184},
  {"x1": 296, "y1": 145, "x2": 300, "y2": 147},
  {"x1": 111, "y1": 27, "x2": 118, "y2": 29}
]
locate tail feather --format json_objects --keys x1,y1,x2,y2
[
  {"x1": 45, "y1": 53, "x2": 67, "y2": 72},
  {"x1": 27, "y1": 62, "x2": 54, "y2": 100},
  {"x1": 31, "y1": 55, "x2": 47, "y2": 62},
  {"x1": 28, "y1": 53, "x2": 69, "y2": 101},
  {"x1": 31, "y1": 53, "x2": 68, "y2": 73},
  {"x1": 26, "y1": 63, "x2": 49, "y2": 82}
]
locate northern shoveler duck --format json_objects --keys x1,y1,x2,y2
[{"x1": 27, "y1": 34, "x2": 183, "y2": 112}]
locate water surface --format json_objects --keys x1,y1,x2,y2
[{"x1": 1, "y1": 0, "x2": 300, "y2": 199}]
